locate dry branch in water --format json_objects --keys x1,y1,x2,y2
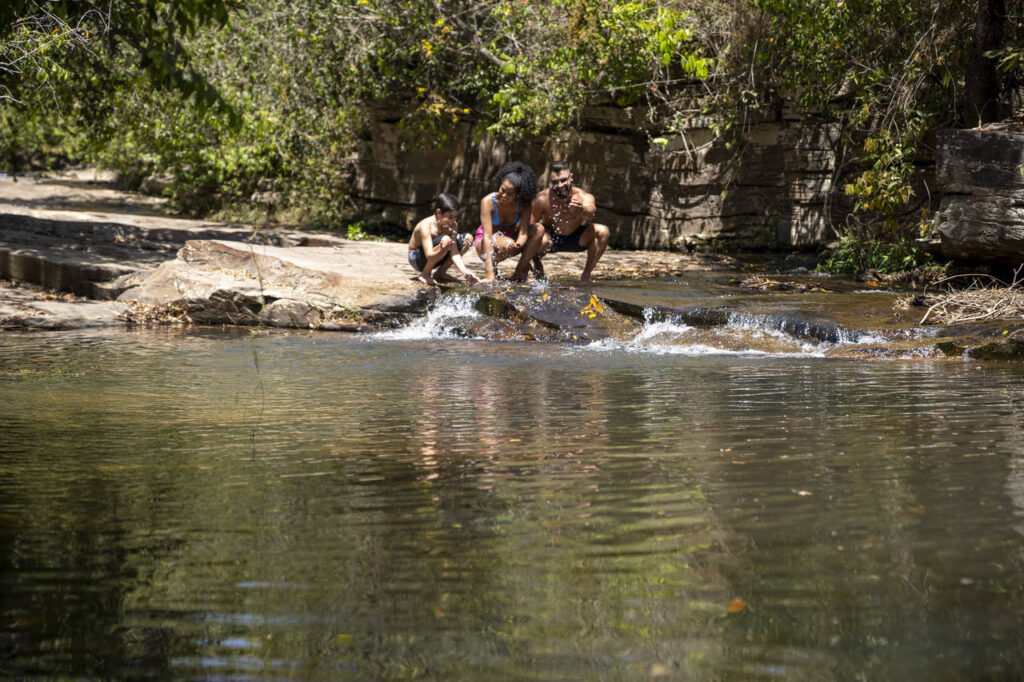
[{"x1": 896, "y1": 270, "x2": 1024, "y2": 325}]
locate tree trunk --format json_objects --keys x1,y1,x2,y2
[{"x1": 964, "y1": 0, "x2": 1006, "y2": 126}]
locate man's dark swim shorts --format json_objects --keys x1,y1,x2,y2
[
  {"x1": 409, "y1": 234, "x2": 468, "y2": 272},
  {"x1": 548, "y1": 224, "x2": 588, "y2": 253}
]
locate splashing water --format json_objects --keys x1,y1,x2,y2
[
  {"x1": 584, "y1": 308, "x2": 830, "y2": 357},
  {"x1": 373, "y1": 293, "x2": 483, "y2": 340}
]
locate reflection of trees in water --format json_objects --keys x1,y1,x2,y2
[
  {"x1": 9, "y1": 336, "x2": 1024, "y2": 678},
  {"x1": 705, "y1": 362, "x2": 1024, "y2": 680}
]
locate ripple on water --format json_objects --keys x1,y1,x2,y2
[{"x1": 2, "y1": 330, "x2": 1024, "y2": 680}]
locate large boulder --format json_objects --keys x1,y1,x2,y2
[
  {"x1": 118, "y1": 239, "x2": 429, "y2": 330},
  {"x1": 934, "y1": 127, "x2": 1024, "y2": 264}
]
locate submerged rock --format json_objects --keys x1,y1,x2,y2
[{"x1": 936, "y1": 338, "x2": 1024, "y2": 360}]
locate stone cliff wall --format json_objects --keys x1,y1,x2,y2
[
  {"x1": 934, "y1": 127, "x2": 1024, "y2": 264},
  {"x1": 349, "y1": 101, "x2": 847, "y2": 251}
]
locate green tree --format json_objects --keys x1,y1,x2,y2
[{"x1": 1, "y1": 0, "x2": 237, "y2": 107}]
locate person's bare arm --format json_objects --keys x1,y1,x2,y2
[
  {"x1": 531, "y1": 191, "x2": 549, "y2": 227},
  {"x1": 515, "y1": 200, "x2": 532, "y2": 249},
  {"x1": 417, "y1": 222, "x2": 448, "y2": 260},
  {"x1": 579, "y1": 190, "x2": 597, "y2": 224},
  {"x1": 479, "y1": 195, "x2": 497, "y2": 281},
  {"x1": 450, "y1": 252, "x2": 480, "y2": 283}
]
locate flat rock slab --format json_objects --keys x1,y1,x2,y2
[
  {"x1": 0, "y1": 282, "x2": 128, "y2": 330},
  {"x1": 118, "y1": 239, "x2": 430, "y2": 329}
]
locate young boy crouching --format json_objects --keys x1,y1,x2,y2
[{"x1": 408, "y1": 193, "x2": 480, "y2": 286}]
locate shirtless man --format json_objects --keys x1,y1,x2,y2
[{"x1": 524, "y1": 161, "x2": 611, "y2": 282}]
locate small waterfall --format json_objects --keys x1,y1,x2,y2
[
  {"x1": 585, "y1": 308, "x2": 789, "y2": 356},
  {"x1": 372, "y1": 293, "x2": 483, "y2": 340},
  {"x1": 725, "y1": 312, "x2": 886, "y2": 346}
]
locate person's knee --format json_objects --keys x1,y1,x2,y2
[
  {"x1": 538, "y1": 233, "x2": 552, "y2": 256},
  {"x1": 594, "y1": 223, "x2": 610, "y2": 245}
]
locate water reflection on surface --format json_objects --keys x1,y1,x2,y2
[{"x1": 1, "y1": 328, "x2": 1024, "y2": 680}]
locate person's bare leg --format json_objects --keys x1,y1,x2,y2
[
  {"x1": 531, "y1": 255, "x2": 545, "y2": 279},
  {"x1": 435, "y1": 235, "x2": 473, "y2": 282},
  {"x1": 419, "y1": 241, "x2": 456, "y2": 285},
  {"x1": 580, "y1": 223, "x2": 610, "y2": 282},
  {"x1": 433, "y1": 264, "x2": 459, "y2": 283},
  {"x1": 512, "y1": 223, "x2": 546, "y2": 281},
  {"x1": 477, "y1": 235, "x2": 522, "y2": 280}
]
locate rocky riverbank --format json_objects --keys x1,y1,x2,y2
[
  {"x1": 2, "y1": 171, "x2": 1022, "y2": 359},
  {"x1": 0, "y1": 171, "x2": 735, "y2": 332}
]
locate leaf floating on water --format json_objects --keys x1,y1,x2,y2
[
  {"x1": 727, "y1": 597, "x2": 747, "y2": 614},
  {"x1": 579, "y1": 295, "x2": 604, "y2": 318},
  {"x1": 796, "y1": 490, "x2": 812, "y2": 496}
]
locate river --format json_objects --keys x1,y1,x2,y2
[{"x1": 2, "y1": 311, "x2": 1024, "y2": 680}]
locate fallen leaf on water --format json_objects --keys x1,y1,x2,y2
[
  {"x1": 797, "y1": 490, "x2": 812, "y2": 496},
  {"x1": 727, "y1": 597, "x2": 747, "y2": 614},
  {"x1": 579, "y1": 294, "x2": 604, "y2": 317}
]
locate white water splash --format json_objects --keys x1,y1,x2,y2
[
  {"x1": 372, "y1": 293, "x2": 483, "y2": 340},
  {"x1": 584, "y1": 308, "x2": 827, "y2": 357}
]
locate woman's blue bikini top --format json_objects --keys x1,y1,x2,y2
[{"x1": 491, "y1": 193, "x2": 520, "y2": 228}]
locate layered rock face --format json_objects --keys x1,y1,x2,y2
[
  {"x1": 350, "y1": 102, "x2": 844, "y2": 251},
  {"x1": 934, "y1": 127, "x2": 1024, "y2": 264}
]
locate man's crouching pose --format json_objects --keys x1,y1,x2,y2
[{"x1": 524, "y1": 161, "x2": 610, "y2": 282}]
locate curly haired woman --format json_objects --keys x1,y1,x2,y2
[{"x1": 473, "y1": 161, "x2": 545, "y2": 282}]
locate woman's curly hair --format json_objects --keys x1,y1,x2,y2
[{"x1": 490, "y1": 161, "x2": 538, "y2": 205}]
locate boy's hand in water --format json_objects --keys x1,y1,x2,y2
[{"x1": 463, "y1": 272, "x2": 480, "y2": 284}]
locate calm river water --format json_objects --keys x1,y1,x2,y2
[{"x1": 2, "y1": 324, "x2": 1024, "y2": 680}]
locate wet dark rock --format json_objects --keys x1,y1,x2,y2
[{"x1": 472, "y1": 288, "x2": 632, "y2": 342}]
